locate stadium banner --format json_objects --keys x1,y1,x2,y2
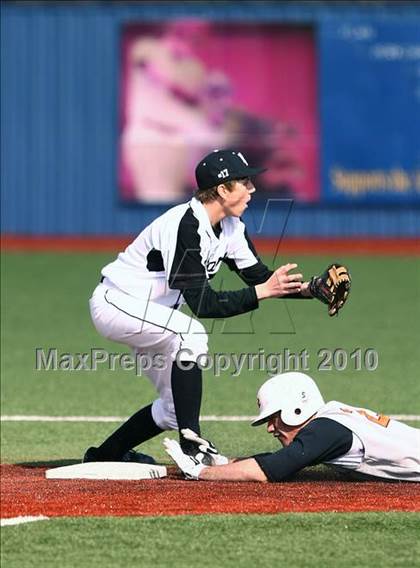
[
  {"x1": 319, "y1": 19, "x2": 420, "y2": 203},
  {"x1": 118, "y1": 21, "x2": 320, "y2": 204}
]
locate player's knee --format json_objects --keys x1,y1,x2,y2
[{"x1": 151, "y1": 398, "x2": 178, "y2": 431}]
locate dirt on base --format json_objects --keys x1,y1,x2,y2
[{"x1": 1, "y1": 464, "x2": 419, "y2": 519}]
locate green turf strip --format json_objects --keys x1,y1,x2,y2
[
  {"x1": 0, "y1": 421, "x2": 274, "y2": 464},
  {"x1": 2, "y1": 253, "x2": 420, "y2": 417},
  {"x1": 2, "y1": 513, "x2": 419, "y2": 568}
]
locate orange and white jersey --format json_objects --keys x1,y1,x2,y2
[{"x1": 316, "y1": 401, "x2": 420, "y2": 481}]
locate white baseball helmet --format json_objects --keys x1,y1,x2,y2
[{"x1": 252, "y1": 372, "x2": 325, "y2": 427}]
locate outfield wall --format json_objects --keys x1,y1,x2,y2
[{"x1": 1, "y1": 2, "x2": 420, "y2": 237}]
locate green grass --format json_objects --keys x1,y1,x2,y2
[
  {"x1": 1, "y1": 252, "x2": 419, "y2": 459},
  {"x1": 2, "y1": 252, "x2": 420, "y2": 418},
  {"x1": 2, "y1": 514, "x2": 420, "y2": 568},
  {"x1": 1, "y1": 252, "x2": 420, "y2": 568},
  {"x1": 0, "y1": 421, "x2": 275, "y2": 464}
]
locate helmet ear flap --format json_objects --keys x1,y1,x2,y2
[
  {"x1": 281, "y1": 406, "x2": 301, "y2": 426},
  {"x1": 277, "y1": 384, "x2": 324, "y2": 426}
]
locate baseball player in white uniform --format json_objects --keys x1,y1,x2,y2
[
  {"x1": 164, "y1": 372, "x2": 420, "y2": 482},
  {"x1": 85, "y1": 149, "x2": 344, "y2": 464}
]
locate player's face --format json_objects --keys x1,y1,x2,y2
[
  {"x1": 266, "y1": 412, "x2": 300, "y2": 447},
  {"x1": 223, "y1": 178, "x2": 256, "y2": 217}
]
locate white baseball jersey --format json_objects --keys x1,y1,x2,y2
[
  {"x1": 90, "y1": 197, "x2": 274, "y2": 431},
  {"x1": 101, "y1": 197, "x2": 269, "y2": 317},
  {"x1": 318, "y1": 401, "x2": 420, "y2": 481}
]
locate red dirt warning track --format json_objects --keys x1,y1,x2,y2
[
  {"x1": 1, "y1": 465, "x2": 419, "y2": 518},
  {"x1": 2, "y1": 236, "x2": 420, "y2": 255}
]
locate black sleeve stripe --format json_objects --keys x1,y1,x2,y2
[{"x1": 169, "y1": 208, "x2": 207, "y2": 290}]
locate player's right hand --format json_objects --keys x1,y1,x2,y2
[{"x1": 256, "y1": 263, "x2": 303, "y2": 300}]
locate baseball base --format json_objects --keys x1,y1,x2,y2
[{"x1": 46, "y1": 461, "x2": 167, "y2": 480}]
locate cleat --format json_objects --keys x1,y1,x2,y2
[
  {"x1": 121, "y1": 449, "x2": 156, "y2": 465},
  {"x1": 83, "y1": 446, "x2": 156, "y2": 465}
]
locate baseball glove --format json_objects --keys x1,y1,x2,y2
[{"x1": 309, "y1": 263, "x2": 351, "y2": 316}]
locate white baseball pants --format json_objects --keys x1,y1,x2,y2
[{"x1": 89, "y1": 280, "x2": 208, "y2": 430}]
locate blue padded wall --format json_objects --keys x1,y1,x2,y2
[{"x1": 1, "y1": 2, "x2": 419, "y2": 236}]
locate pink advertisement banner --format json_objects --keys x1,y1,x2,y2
[{"x1": 119, "y1": 20, "x2": 320, "y2": 203}]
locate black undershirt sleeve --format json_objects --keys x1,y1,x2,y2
[
  {"x1": 182, "y1": 284, "x2": 258, "y2": 319},
  {"x1": 223, "y1": 256, "x2": 272, "y2": 286},
  {"x1": 253, "y1": 418, "x2": 354, "y2": 482}
]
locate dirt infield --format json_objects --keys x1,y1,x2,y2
[{"x1": 2, "y1": 464, "x2": 419, "y2": 518}]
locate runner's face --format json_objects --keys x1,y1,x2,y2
[
  {"x1": 266, "y1": 412, "x2": 300, "y2": 447},
  {"x1": 223, "y1": 178, "x2": 255, "y2": 217}
]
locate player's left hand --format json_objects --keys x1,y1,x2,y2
[
  {"x1": 181, "y1": 429, "x2": 229, "y2": 466},
  {"x1": 309, "y1": 263, "x2": 351, "y2": 316},
  {"x1": 163, "y1": 438, "x2": 206, "y2": 480}
]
